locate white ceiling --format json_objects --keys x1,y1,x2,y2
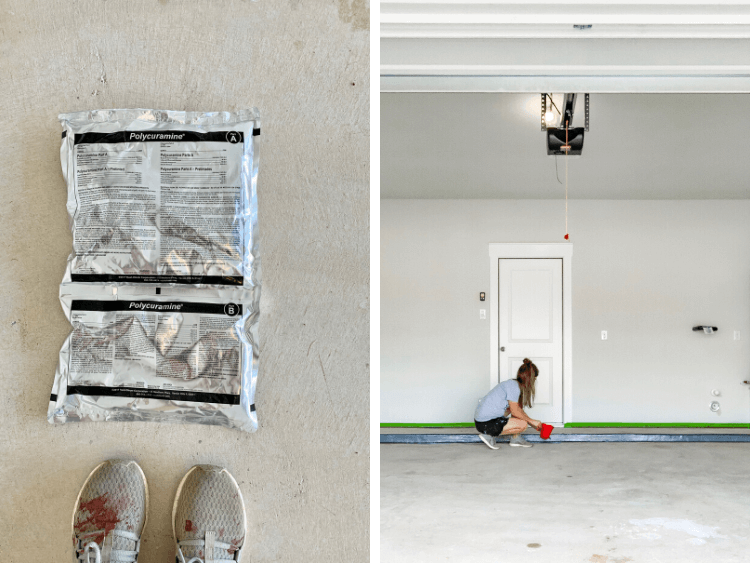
[
  {"x1": 381, "y1": 93, "x2": 750, "y2": 199},
  {"x1": 381, "y1": 1, "x2": 750, "y2": 40},
  {"x1": 381, "y1": 2, "x2": 750, "y2": 93}
]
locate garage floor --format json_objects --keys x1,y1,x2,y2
[
  {"x1": 381, "y1": 435, "x2": 750, "y2": 563},
  {"x1": 0, "y1": 2, "x2": 369, "y2": 562}
]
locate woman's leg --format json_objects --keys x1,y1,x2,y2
[{"x1": 500, "y1": 417, "x2": 527, "y2": 435}]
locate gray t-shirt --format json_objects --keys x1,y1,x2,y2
[{"x1": 474, "y1": 379, "x2": 521, "y2": 422}]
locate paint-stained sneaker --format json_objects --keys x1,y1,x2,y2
[
  {"x1": 72, "y1": 459, "x2": 148, "y2": 563},
  {"x1": 173, "y1": 465, "x2": 247, "y2": 563},
  {"x1": 509, "y1": 434, "x2": 532, "y2": 447},
  {"x1": 479, "y1": 433, "x2": 500, "y2": 450}
]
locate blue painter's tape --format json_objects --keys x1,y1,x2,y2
[{"x1": 380, "y1": 433, "x2": 750, "y2": 444}]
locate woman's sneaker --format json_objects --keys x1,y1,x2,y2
[
  {"x1": 173, "y1": 465, "x2": 247, "y2": 563},
  {"x1": 509, "y1": 435, "x2": 532, "y2": 447},
  {"x1": 478, "y1": 434, "x2": 499, "y2": 450},
  {"x1": 72, "y1": 459, "x2": 148, "y2": 563}
]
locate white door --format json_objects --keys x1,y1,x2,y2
[{"x1": 498, "y1": 258, "x2": 563, "y2": 424}]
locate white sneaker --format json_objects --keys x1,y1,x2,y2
[
  {"x1": 173, "y1": 465, "x2": 247, "y2": 563},
  {"x1": 509, "y1": 434, "x2": 532, "y2": 447},
  {"x1": 479, "y1": 434, "x2": 499, "y2": 450},
  {"x1": 72, "y1": 459, "x2": 148, "y2": 563}
]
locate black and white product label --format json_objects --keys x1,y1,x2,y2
[
  {"x1": 70, "y1": 131, "x2": 245, "y2": 285},
  {"x1": 67, "y1": 300, "x2": 243, "y2": 404}
]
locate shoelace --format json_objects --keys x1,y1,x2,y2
[
  {"x1": 83, "y1": 542, "x2": 101, "y2": 563},
  {"x1": 178, "y1": 538, "x2": 237, "y2": 563},
  {"x1": 76, "y1": 530, "x2": 140, "y2": 563}
]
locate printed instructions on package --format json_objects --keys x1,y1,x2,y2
[
  {"x1": 71, "y1": 131, "x2": 245, "y2": 285},
  {"x1": 68, "y1": 300, "x2": 243, "y2": 401}
]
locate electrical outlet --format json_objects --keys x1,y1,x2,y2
[
  {"x1": 601, "y1": 330, "x2": 608, "y2": 340},
  {"x1": 735, "y1": 331, "x2": 741, "y2": 341},
  {"x1": 479, "y1": 309, "x2": 486, "y2": 320}
]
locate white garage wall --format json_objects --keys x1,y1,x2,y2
[{"x1": 381, "y1": 199, "x2": 750, "y2": 425}]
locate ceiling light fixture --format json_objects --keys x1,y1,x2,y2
[{"x1": 540, "y1": 94, "x2": 561, "y2": 130}]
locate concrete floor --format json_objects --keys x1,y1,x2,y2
[
  {"x1": 381, "y1": 441, "x2": 750, "y2": 563},
  {"x1": 0, "y1": 2, "x2": 368, "y2": 562}
]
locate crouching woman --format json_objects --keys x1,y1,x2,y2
[{"x1": 474, "y1": 358, "x2": 542, "y2": 449}]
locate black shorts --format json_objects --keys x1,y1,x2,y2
[{"x1": 474, "y1": 416, "x2": 509, "y2": 437}]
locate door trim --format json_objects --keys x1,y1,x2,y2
[{"x1": 489, "y1": 243, "x2": 573, "y2": 424}]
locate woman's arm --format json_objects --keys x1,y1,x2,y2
[{"x1": 508, "y1": 401, "x2": 542, "y2": 430}]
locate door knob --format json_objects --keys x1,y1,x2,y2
[{"x1": 500, "y1": 347, "x2": 505, "y2": 352}]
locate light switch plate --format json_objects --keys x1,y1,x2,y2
[
  {"x1": 601, "y1": 330, "x2": 608, "y2": 340},
  {"x1": 479, "y1": 309, "x2": 486, "y2": 319}
]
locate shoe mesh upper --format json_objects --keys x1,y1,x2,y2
[
  {"x1": 174, "y1": 465, "x2": 246, "y2": 561},
  {"x1": 73, "y1": 460, "x2": 147, "y2": 555}
]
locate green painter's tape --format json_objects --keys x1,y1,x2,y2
[
  {"x1": 564, "y1": 423, "x2": 750, "y2": 428},
  {"x1": 380, "y1": 422, "x2": 750, "y2": 428}
]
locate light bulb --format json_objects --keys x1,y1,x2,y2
[{"x1": 545, "y1": 110, "x2": 555, "y2": 124}]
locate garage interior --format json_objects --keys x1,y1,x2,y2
[{"x1": 380, "y1": 2, "x2": 750, "y2": 561}]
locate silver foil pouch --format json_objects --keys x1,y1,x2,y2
[
  {"x1": 49, "y1": 284, "x2": 258, "y2": 432},
  {"x1": 59, "y1": 109, "x2": 260, "y2": 290}
]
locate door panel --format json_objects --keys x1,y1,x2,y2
[
  {"x1": 499, "y1": 259, "x2": 563, "y2": 423},
  {"x1": 510, "y1": 269, "x2": 553, "y2": 341}
]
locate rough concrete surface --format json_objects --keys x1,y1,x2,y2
[
  {"x1": 0, "y1": 1, "x2": 369, "y2": 562},
  {"x1": 382, "y1": 443, "x2": 750, "y2": 563}
]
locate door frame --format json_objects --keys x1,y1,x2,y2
[{"x1": 489, "y1": 243, "x2": 573, "y2": 425}]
